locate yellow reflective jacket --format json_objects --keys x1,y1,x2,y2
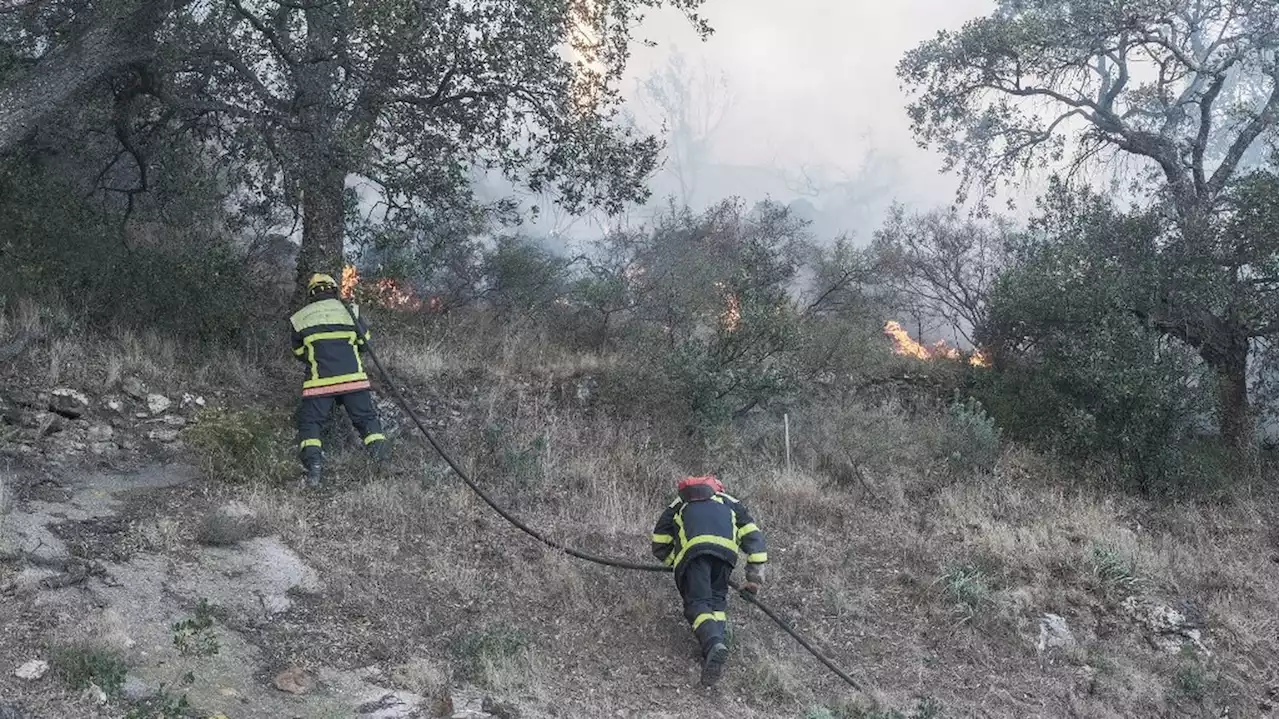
[
  {"x1": 651, "y1": 490, "x2": 768, "y2": 576},
  {"x1": 288, "y1": 298, "x2": 372, "y2": 396}
]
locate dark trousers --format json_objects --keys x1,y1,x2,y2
[
  {"x1": 678, "y1": 554, "x2": 731, "y2": 656},
  {"x1": 296, "y1": 389, "x2": 384, "y2": 464}
]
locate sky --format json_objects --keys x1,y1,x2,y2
[{"x1": 594, "y1": 0, "x2": 1048, "y2": 240}]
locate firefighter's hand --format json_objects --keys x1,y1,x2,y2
[
  {"x1": 745, "y1": 564, "x2": 765, "y2": 586},
  {"x1": 739, "y1": 581, "x2": 760, "y2": 595}
]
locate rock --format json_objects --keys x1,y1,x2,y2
[
  {"x1": 1037, "y1": 613, "x2": 1076, "y2": 653},
  {"x1": 89, "y1": 442, "x2": 120, "y2": 457},
  {"x1": 161, "y1": 414, "x2": 187, "y2": 428},
  {"x1": 122, "y1": 377, "x2": 148, "y2": 400},
  {"x1": 34, "y1": 411, "x2": 65, "y2": 436},
  {"x1": 86, "y1": 423, "x2": 114, "y2": 442},
  {"x1": 146, "y1": 394, "x2": 171, "y2": 415},
  {"x1": 147, "y1": 429, "x2": 181, "y2": 443},
  {"x1": 85, "y1": 682, "x2": 108, "y2": 705},
  {"x1": 121, "y1": 675, "x2": 152, "y2": 701},
  {"x1": 13, "y1": 659, "x2": 49, "y2": 681},
  {"x1": 1121, "y1": 595, "x2": 1209, "y2": 654},
  {"x1": 105, "y1": 397, "x2": 125, "y2": 414},
  {"x1": 197, "y1": 501, "x2": 263, "y2": 547},
  {"x1": 180, "y1": 393, "x2": 206, "y2": 408},
  {"x1": 272, "y1": 666, "x2": 316, "y2": 695},
  {"x1": 48, "y1": 389, "x2": 90, "y2": 419},
  {"x1": 482, "y1": 696, "x2": 521, "y2": 719}
]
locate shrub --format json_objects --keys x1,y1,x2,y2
[
  {"x1": 937, "y1": 393, "x2": 1002, "y2": 476},
  {"x1": 449, "y1": 624, "x2": 533, "y2": 690},
  {"x1": 48, "y1": 642, "x2": 128, "y2": 695},
  {"x1": 184, "y1": 406, "x2": 295, "y2": 485},
  {"x1": 937, "y1": 563, "x2": 994, "y2": 620}
]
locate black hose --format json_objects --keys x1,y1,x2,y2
[
  {"x1": 346, "y1": 301, "x2": 669, "y2": 572},
  {"x1": 340, "y1": 300, "x2": 866, "y2": 692},
  {"x1": 730, "y1": 580, "x2": 865, "y2": 692}
]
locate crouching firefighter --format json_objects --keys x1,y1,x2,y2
[
  {"x1": 651, "y1": 475, "x2": 768, "y2": 687},
  {"x1": 289, "y1": 273, "x2": 389, "y2": 486}
]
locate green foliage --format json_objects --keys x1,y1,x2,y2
[
  {"x1": 184, "y1": 407, "x2": 295, "y2": 485},
  {"x1": 581, "y1": 200, "x2": 825, "y2": 433},
  {"x1": 1087, "y1": 542, "x2": 1144, "y2": 593},
  {"x1": 0, "y1": 143, "x2": 282, "y2": 347},
  {"x1": 976, "y1": 185, "x2": 1236, "y2": 493},
  {"x1": 172, "y1": 599, "x2": 221, "y2": 658},
  {"x1": 480, "y1": 236, "x2": 573, "y2": 323},
  {"x1": 1171, "y1": 648, "x2": 1218, "y2": 703},
  {"x1": 475, "y1": 422, "x2": 547, "y2": 501},
  {"x1": 937, "y1": 563, "x2": 994, "y2": 620},
  {"x1": 939, "y1": 394, "x2": 1002, "y2": 476},
  {"x1": 124, "y1": 687, "x2": 193, "y2": 719},
  {"x1": 48, "y1": 642, "x2": 128, "y2": 695},
  {"x1": 448, "y1": 624, "x2": 532, "y2": 686}
]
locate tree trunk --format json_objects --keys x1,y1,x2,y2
[
  {"x1": 0, "y1": 0, "x2": 173, "y2": 154},
  {"x1": 290, "y1": 2, "x2": 345, "y2": 303},
  {"x1": 293, "y1": 151, "x2": 346, "y2": 302},
  {"x1": 1213, "y1": 338, "x2": 1251, "y2": 448}
]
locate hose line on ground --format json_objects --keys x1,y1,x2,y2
[{"x1": 341, "y1": 301, "x2": 864, "y2": 692}]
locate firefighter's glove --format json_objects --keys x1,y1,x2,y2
[{"x1": 745, "y1": 564, "x2": 765, "y2": 585}]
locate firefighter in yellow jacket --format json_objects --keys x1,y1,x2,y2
[
  {"x1": 289, "y1": 273, "x2": 388, "y2": 486},
  {"x1": 651, "y1": 474, "x2": 767, "y2": 686}
]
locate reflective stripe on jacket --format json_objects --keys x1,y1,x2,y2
[
  {"x1": 650, "y1": 491, "x2": 767, "y2": 576},
  {"x1": 288, "y1": 298, "x2": 372, "y2": 395}
]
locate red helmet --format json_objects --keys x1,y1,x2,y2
[{"x1": 678, "y1": 474, "x2": 724, "y2": 495}]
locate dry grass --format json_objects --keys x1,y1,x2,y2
[
  {"x1": 7, "y1": 294, "x2": 1275, "y2": 717},
  {"x1": 0, "y1": 470, "x2": 12, "y2": 536}
]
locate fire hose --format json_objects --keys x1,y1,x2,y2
[{"x1": 340, "y1": 301, "x2": 866, "y2": 694}]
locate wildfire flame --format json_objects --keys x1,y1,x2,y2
[
  {"x1": 341, "y1": 264, "x2": 358, "y2": 300},
  {"x1": 340, "y1": 263, "x2": 433, "y2": 312},
  {"x1": 883, "y1": 320, "x2": 990, "y2": 368},
  {"x1": 713, "y1": 281, "x2": 742, "y2": 332}
]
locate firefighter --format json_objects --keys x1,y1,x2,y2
[
  {"x1": 289, "y1": 272, "x2": 389, "y2": 486},
  {"x1": 651, "y1": 474, "x2": 768, "y2": 686}
]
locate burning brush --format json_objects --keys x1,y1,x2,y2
[
  {"x1": 883, "y1": 320, "x2": 990, "y2": 368},
  {"x1": 341, "y1": 264, "x2": 437, "y2": 312}
]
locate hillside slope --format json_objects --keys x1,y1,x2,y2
[{"x1": 1, "y1": 315, "x2": 1277, "y2": 719}]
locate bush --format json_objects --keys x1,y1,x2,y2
[
  {"x1": 48, "y1": 642, "x2": 128, "y2": 695},
  {"x1": 937, "y1": 394, "x2": 1001, "y2": 476},
  {"x1": 448, "y1": 624, "x2": 533, "y2": 689},
  {"x1": 184, "y1": 406, "x2": 295, "y2": 485}
]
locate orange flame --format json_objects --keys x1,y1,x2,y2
[
  {"x1": 713, "y1": 281, "x2": 741, "y2": 332},
  {"x1": 341, "y1": 263, "x2": 429, "y2": 312},
  {"x1": 341, "y1": 265, "x2": 358, "y2": 300},
  {"x1": 883, "y1": 320, "x2": 990, "y2": 367}
]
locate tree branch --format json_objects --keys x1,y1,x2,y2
[{"x1": 1207, "y1": 82, "x2": 1279, "y2": 196}]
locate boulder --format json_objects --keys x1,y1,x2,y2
[
  {"x1": 86, "y1": 423, "x2": 114, "y2": 442},
  {"x1": 121, "y1": 377, "x2": 148, "y2": 401},
  {"x1": 1121, "y1": 595, "x2": 1209, "y2": 654},
  {"x1": 1037, "y1": 613, "x2": 1076, "y2": 653},
  {"x1": 48, "y1": 389, "x2": 90, "y2": 419},
  {"x1": 147, "y1": 429, "x2": 181, "y2": 443},
  {"x1": 146, "y1": 394, "x2": 171, "y2": 415},
  {"x1": 13, "y1": 659, "x2": 49, "y2": 681},
  {"x1": 272, "y1": 666, "x2": 316, "y2": 695}
]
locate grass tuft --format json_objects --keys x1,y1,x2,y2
[{"x1": 48, "y1": 641, "x2": 128, "y2": 695}]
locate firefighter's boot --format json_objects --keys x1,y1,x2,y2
[
  {"x1": 367, "y1": 438, "x2": 389, "y2": 463},
  {"x1": 700, "y1": 642, "x2": 729, "y2": 687},
  {"x1": 303, "y1": 458, "x2": 324, "y2": 488}
]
